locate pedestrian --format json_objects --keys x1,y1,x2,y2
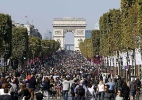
[
  {"x1": 121, "y1": 82, "x2": 130, "y2": 100},
  {"x1": 87, "y1": 82, "x2": 95, "y2": 100},
  {"x1": 35, "y1": 92, "x2": 44, "y2": 100},
  {"x1": 62, "y1": 77, "x2": 70, "y2": 100},
  {"x1": 9, "y1": 79, "x2": 18, "y2": 100},
  {"x1": 97, "y1": 80, "x2": 104, "y2": 100},
  {"x1": 70, "y1": 78, "x2": 78, "y2": 100},
  {"x1": 130, "y1": 78, "x2": 137, "y2": 100},
  {"x1": 74, "y1": 80, "x2": 87, "y2": 100},
  {"x1": 101, "y1": 84, "x2": 115, "y2": 100},
  {"x1": 18, "y1": 83, "x2": 31, "y2": 100},
  {"x1": 0, "y1": 88, "x2": 12, "y2": 100},
  {"x1": 115, "y1": 89, "x2": 123, "y2": 100},
  {"x1": 42, "y1": 77, "x2": 50, "y2": 99},
  {"x1": 107, "y1": 78, "x2": 115, "y2": 93},
  {"x1": 26, "y1": 73, "x2": 36, "y2": 100}
]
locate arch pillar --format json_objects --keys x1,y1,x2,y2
[
  {"x1": 74, "y1": 29, "x2": 85, "y2": 50},
  {"x1": 53, "y1": 17, "x2": 86, "y2": 51}
]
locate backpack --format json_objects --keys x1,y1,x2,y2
[
  {"x1": 76, "y1": 85, "x2": 85, "y2": 96},
  {"x1": 71, "y1": 83, "x2": 77, "y2": 95}
]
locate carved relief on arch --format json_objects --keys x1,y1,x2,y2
[
  {"x1": 55, "y1": 31, "x2": 62, "y2": 35},
  {"x1": 76, "y1": 29, "x2": 84, "y2": 35},
  {"x1": 63, "y1": 29, "x2": 75, "y2": 34}
]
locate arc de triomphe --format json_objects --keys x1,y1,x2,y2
[{"x1": 53, "y1": 17, "x2": 86, "y2": 51}]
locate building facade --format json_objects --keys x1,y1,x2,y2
[
  {"x1": 42, "y1": 30, "x2": 52, "y2": 40},
  {"x1": 12, "y1": 21, "x2": 42, "y2": 39},
  {"x1": 85, "y1": 30, "x2": 92, "y2": 39}
]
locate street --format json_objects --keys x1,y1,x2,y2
[{"x1": 34, "y1": 93, "x2": 142, "y2": 100}]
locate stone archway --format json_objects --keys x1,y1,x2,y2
[{"x1": 53, "y1": 17, "x2": 86, "y2": 51}]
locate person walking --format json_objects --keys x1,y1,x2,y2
[
  {"x1": 42, "y1": 77, "x2": 50, "y2": 99},
  {"x1": 121, "y1": 82, "x2": 130, "y2": 100},
  {"x1": 107, "y1": 79, "x2": 115, "y2": 93},
  {"x1": 97, "y1": 80, "x2": 104, "y2": 100},
  {"x1": 18, "y1": 83, "x2": 31, "y2": 100},
  {"x1": 70, "y1": 78, "x2": 78, "y2": 100},
  {"x1": 35, "y1": 92, "x2": 44, "y2": 100},
  {"x1": 130, "y1": 78, "x2": 137, "y2": 100},
  {"x1": 87, "y1": 82, "x2": 95, "y2": 100},
  {"x1": 9, "y1": 79, "x2": 18, "y2": 100},
  {"x1": 0, "y1": 88, "x2": 12, "y2": 100},
  {"x1": 62, "y1": 77, "x2": 70, "y2": 100},
  {"x1": 115, "y1": 89, "x2": 123, "y2": 100},
  {"x1": 101, "y1": 84, "x2": 115, "y2": 100},
  {"x1": 74, "y1": 80, "x2": 87, "y2": 100},
  {"x1": 26, "y1": 73, "x2": 36, "y2": 100}
]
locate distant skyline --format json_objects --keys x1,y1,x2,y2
[{"x1": 0, "y1": 0, "x2": 121, "y2": 35}]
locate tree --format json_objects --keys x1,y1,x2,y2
[
  {"x1": 99, "y1": 9, "x2": 121, "y2": 57},
  {"x1": 0, "y1": 13, "x2": 12, "y2": 59},
  {"x1": 28, "y1": 36, "x2": 41, "y2": 59},
  {"x1": 12, "y1": 27, "x2": 28, "y2": 60},
  {"x1": 79, "y1": 41, "x2": 86, "y2": 56},
  {"x1": 91, "y1": 30, "x2": 100, "y2": 56},
  {"x1": 136, "y1": 0, "x2": 142, "y2": 52}
]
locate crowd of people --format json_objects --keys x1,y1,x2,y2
[{"x1": 0, "y1": 50, "x2": 141, "y2": 100}]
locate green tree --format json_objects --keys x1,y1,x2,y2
[
  {"x1": 28, "y1": 36, "x2": 41, "y2": 59},
  {"x1": 41, "y1": 40, "x2": 56, "y2": 57},
  {"x1": 99, "y1": 9, "x2": 121, "y2": 57},
  {"x1": 121, "y1": 0, "x2": 138, "y2": 51},
  {"x1": 136, "y1": 0, "x2": 142, "y2": 52},
  {"x1": 79, "y1": 41, "x2": 85, "y2": 56},
  {"x1": 0, "y1": 13, "x2": 12, "y2": 58},
  {"x1": 91, "y1": 30, "x2": 100, "y2": 56},
  {"x1": 12, "y1": 27, "x2": 28, "y2": 60}
]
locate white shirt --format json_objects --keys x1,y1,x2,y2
[
  {"x1": 0, "y1": 89, "x2": 10, "y2": 95},
  {"x1": 62, "y1": 80, "x2": 70, "y2": 91},
  {"x1": 0, "y1": 89, "x2": 4, "y2": 95},
  {"x1": 88, "y1": 86, "x2": 95, "y2": 100},
  {"x1": 98, "y1": 84, "x2": 104, "y2": 92}
]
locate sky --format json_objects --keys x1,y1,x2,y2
[{"x1": 0, "y1": 0, "x2": 121, "y2": 48}]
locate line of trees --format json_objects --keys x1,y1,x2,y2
[
  {"x1": 0, "y1": 13, "x2": 60, "y2": 68},
  {"x1": 79, "y1": 0, "x2": 142, "y2": 60}
]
